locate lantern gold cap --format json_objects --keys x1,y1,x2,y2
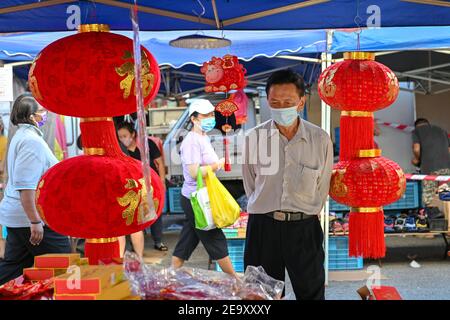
[
  {"x1": 344, "y1": 52, "x2": 375, "y2": 61},
  {"x1": 78, "y1": 24, "x2": 110, "y2": 33}
]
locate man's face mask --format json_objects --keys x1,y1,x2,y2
[{"x1": 270, "y1": 105, "x2": 299, "y2": 127}]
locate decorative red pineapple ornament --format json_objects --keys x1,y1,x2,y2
[
  {"x1": 318, "y1": 52, "x2": 404, "y2": 259},
  {"x1": 30, "y1": 24, "x2": 163, "y2": 264}
]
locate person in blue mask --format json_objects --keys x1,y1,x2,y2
[
  {"x1": 0, "y1": 93, "x2": 71, "y2": 285},
  {"x1": 242, "y1": 70, "x2": 333, "y2": 300},
  {"x1": 171, "y1": 99, "x2": 237, "y2": 278}
]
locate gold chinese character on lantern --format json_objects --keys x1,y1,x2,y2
[
  {"x1": 115, "y1": 50, "x2": 155, "y2": 100},
  {"x1": 117, "y1": 178, "x2": 158, "y2": 226},
  {"x1": 331, "y1": 169, "x2": 348, "y2": 197}
]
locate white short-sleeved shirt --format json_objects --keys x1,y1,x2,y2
[{"x1": 0, "y1": 124, "x2": 58, "y2": 228}]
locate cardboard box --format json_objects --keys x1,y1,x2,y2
[
  {"x1": 54, "y1": 265, "x2": 125, "y2": 295},
  {"x1": 54, "y1": 281, "x2": 133, "y2": 300},
  {"x1": 34, "y1": 253, "x2": 81, "y2": 269},
  {"x1": 357, "y1": 286, "x2": 402, "y2": 300},
  {"x1": 23, "y1": 268, "x2": 68, "y2": 281}
]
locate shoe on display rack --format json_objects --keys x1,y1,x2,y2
[
  {"x1": 394, "y1": 216, "x2": 406, "y2": 233},
  {"x1": 384, "y1": 216, "x2": 395, "y2": 233},
  {"x1": 404, "y1": 216, "x2": 417, "y2": 232}
]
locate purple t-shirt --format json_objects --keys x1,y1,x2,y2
[{"x1": 180, "y1": 131, "x2": 219, "y2": 198}]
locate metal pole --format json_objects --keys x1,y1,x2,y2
[{"x1": 321, "y1": 29, "x2": 333, "y2": 286}]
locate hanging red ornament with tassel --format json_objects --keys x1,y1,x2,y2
[
  {"x1": 318, "y1": 52, "x2": 404, "y2": 259},
  {"x1": 30, "y1": 24, "x2": 163, "y2": 264},
  {"x1": 215, "y1": 98, "x2": 239, "y2": 172}
]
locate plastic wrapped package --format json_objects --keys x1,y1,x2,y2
[
  {"x1": 0, "y1": 276, "x2": 54, "y2": 300},
  {"x1": 123, "y1": 252, "x2": 284, "y2": 300}
]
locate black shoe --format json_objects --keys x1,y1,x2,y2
[{"x1": 154, "y1": 243, "x2": 168, "y2": 251}]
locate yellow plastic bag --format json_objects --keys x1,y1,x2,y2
[{"x1": 205, "y1": 166, "x2": 241, "y2": 228}]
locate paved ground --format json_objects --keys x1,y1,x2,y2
[{"x1": 139, "y1": 216, "x2": 450, "y2": 300}]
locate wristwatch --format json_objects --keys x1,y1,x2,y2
[{"x1": 30, "y1": 220, "x2": 43, "y2": 225}]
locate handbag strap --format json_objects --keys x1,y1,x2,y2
[{"x1": 196, "y1": 167, "x2": 204, "y2": 189}]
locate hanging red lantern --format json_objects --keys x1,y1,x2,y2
[
  {"x1": 318, "y1": 52, "x2": 403, "y2": 259},
  {"x1": 329, "y1": 155, "x2": 406, "y2": 258},
  {"x1": 31, "y1": 25, "x2": 163, "y2": 264},
  {"x1": 330, "y1": 156, "x2": 406, "y2": 208},
  {"x1": 28, "y1": 24, "x2": 160, "y2": 117},
  {"x1": 200, "y1": 55, "x2": 246, "y2": 93},
  {"x1": 318, "y1": 52, "x2": 399, "y2": 112},
  {"x1": 36, "y1": 118, "x2": 164, "y2": 264}
]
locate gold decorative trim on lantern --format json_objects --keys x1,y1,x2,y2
[
  {"x1": 83, "y1": 147, "x2": 106, "y2": 156},
  {"x1": 358, "y1": 149, "x2": 382, "y2": 158},
  {"x1": 86, "y1": 237, "x2": 118, "y2": 244},
  {"x1": 351, "y1": 207, "x2": 382, "y2": 213},
  {"x1": 343, "y1": 52, "x2": 375, "y2": 61},
  {"x1": 78, "y1": 24, "x2": 110, "y2": 33},
  {"x1": 341, "y1": 111, "x2": 373, "y2": 118},
  {"x1": 80, "y1": 117, "x2": 113, "y2": 123}
]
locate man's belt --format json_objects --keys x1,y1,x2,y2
[{"x1": 266, "y1": 211, "x2": 316, "y2": 222}]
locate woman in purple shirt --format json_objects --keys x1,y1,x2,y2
[{"x1": 171, "y1": 99, "x2": 236, "y2": 277}]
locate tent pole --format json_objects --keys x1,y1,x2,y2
[
  {"x1": 94, "y1": 0, "x2": 216, "y2": 26},
  {"x1": 401, "y1": 0, "x2": 450, "y2": 8},
  {"x1": 222, "y1": 0, "x2": 330, "y2": 27},
  {"x1": 276, "y1": 55, "x2": 322, "y2": 64},
  {"x1": 321, "y1": 29, "x2": 333, "y2": 287},
  {"x1": 211, "y1": 0, "x2": 221, "y2": 29},
  {"x1": 0, "y1": 0, "x2": 74, "y2": 14}
]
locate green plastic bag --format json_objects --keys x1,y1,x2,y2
[
  {"x1": 205, "y1": 166, "x2": 240, "y2": 228},
  {"x1": 191, "y1": 168, "x2": 216, "y2": 230}
]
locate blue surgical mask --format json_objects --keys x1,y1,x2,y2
[
  {"x1": 199, "y1": 117, "x2": 216, "y2": 132},
  {"x1": 270, "y1": 106, "x2": 299, "y2": 127}
]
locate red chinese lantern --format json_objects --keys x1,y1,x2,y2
[
  {"x1": 200, "y1": 55, "x2": 246, "y2": 93},
  {"x1": 318, "y1": 52, "x2": 404, "y2": 259},
  {"x1": 330, "y1": 156, "x2": 406, "y2": 258},
  {"x1": 31, "y1": 25, "x2": 163, "y2": 264},
  {"x1": 29, "y1": 24, "x2": 160, "y2": 117},
  {"x1": 318, "y1": 52, "x2": 399, "y2": 112}
]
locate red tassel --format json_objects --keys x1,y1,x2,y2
[
  {"x1": 84, "y1": 238, "x2": 121, "y2": 265},
  {"x1": 340, "y1": 116, "x2": 374, "y2": 161},
  {"x1": 349, "y1": 210, "x2": 386, "y2": 259},
  {"x1": 224, "y1": 137, "x2": 231, "y2": 172}
]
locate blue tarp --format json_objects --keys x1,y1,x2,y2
[
  {"x1": 3, "y1": 26, "x2": 450, "y2": 65},
  {"x1": 0, "y1": 30, "x2": 326, "y2": 66},
  {"x1": 332, "y1": 26, "x2": 450, "y2": 53},
  {"x1": 1, "y1": 0, "x2": 450, "y2": 32}
]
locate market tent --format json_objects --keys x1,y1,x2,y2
[
  {"x1": 1, "y1": 0, "x2": 450, "y2": 32},
  {"x1": 0, "y1": 29, "x2": 326, "y2": 65}
]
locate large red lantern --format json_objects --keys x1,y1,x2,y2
[
  {"x1": 318, "y1": 52, "x2": 404, "y2": 259},
  {"x1": 330, "y1": 156, "x2": 406, "y2": 258},
  {"x1": 29, "y1": 24, "x2": 160, "y2": 117},
  {"x1": 31, "y1": 25, "x2": 163, "y2": 264},
  {"x1": 318, "y1": 52, "x2": 399, "y2": 112},
  {"x1": 36, "y1": 120, "x2": 164, "y2": 239}
]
